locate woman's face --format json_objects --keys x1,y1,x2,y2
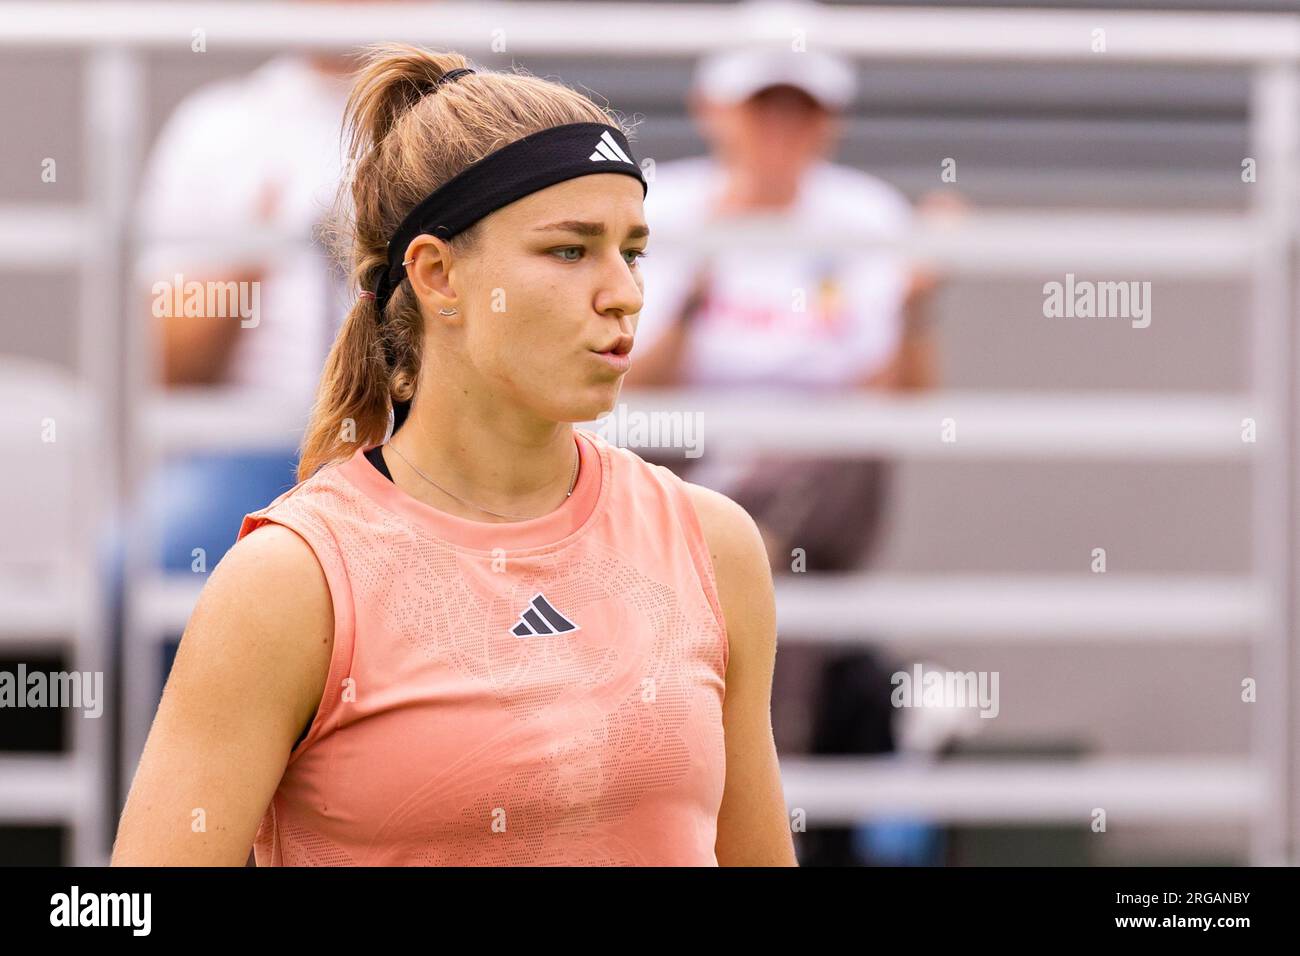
[{"x1": 414, "y1": 173, "x2": 648, "y2": 424}]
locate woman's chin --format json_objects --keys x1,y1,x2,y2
[
  {"x1": 525, "y1": 377, "x2": 626, "y2": 426},
  {"x1": 547, "y1": 384, "x2": 623, "y2": 424}
]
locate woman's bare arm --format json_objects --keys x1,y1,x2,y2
[
  {"x1": 111, "y1": 523, "x2": 334, "y2": 865},
  {"x1": 686, "y1": 483, "x2": 798, "y2": 866}
]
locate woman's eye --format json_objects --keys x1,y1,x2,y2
[{"x1": 550, "y1": 246, "x2": 647, "y2": 265}]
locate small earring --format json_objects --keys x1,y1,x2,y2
[
  {"x1": 438, "y1": 307, "x2": 458, "y2": 315},
  {"x1": 402, "y1": 258, "x2": 415, "y2": 267}
]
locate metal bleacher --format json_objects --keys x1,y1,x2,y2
[{"x1": 0, "y1": 358, "x2": 108, "y2": 866}]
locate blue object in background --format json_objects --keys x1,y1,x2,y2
[
  {"x1": 151, "y1": 447, "x2": 299, "y2": 682},
  {"x1": 854, "y1": 818, "x2": 946, "y2": 866},
  {"x1": 149, "y1": 449, "x2": 300, "y2": 573}
]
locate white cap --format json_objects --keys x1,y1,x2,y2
[{"x1": 693, "y1": 45, "x2": 856, "y2": 112}]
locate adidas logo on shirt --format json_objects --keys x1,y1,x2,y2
[
  {"x1": 511, "y1": 592, "x2": 580, "y2": 637},
  {"x1": 589, "y1": 130, "x2": 634, "y2": 165}
]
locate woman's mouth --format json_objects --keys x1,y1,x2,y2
[
  {"x1": 592, "y1": 348, "x2": 632, "y2": 372},
  {"x1": 592, "y1": 335, "x2": 633, "y2": 372}
]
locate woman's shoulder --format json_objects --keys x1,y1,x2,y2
[
  {"x1": 580, "y1": 430, "x2": 756, "y2": 538},
  {"x1": 227, "y1": 457, "x2": 359, "y2": 638},
  {"x1": 220, "y1": 498, "x2": 337, "y2": 631},
  {"x1": 589, "y1": 428, "x2": 769, "y2": 583},
  {"x1": 679, "y1": 481, "x2": 768, "y2": 574},
  {"x1": 189, "y1": 520, "x2": 335, "y2": 702},
  {"x1": 222, "y1": 519, "x2": 332, "y2": 600}
]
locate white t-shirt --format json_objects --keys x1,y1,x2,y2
[
  {"x1": 635, "y1": 155, "x2": 913, "y2": 389},
  {"x1": 134, "y1": 55, "x2": 353, "y2": 402}
]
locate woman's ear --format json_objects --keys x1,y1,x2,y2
[{"x1": 403, "y1": 234, "x2": 458, "y2": 309}]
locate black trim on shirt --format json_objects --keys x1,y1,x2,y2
[{"x1": 365, "y1": 444, "x2": 394, "y2": 483}]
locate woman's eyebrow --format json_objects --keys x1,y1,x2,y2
[{"x1": 533, "y1": 220, "x2": 650, "y2": 239}]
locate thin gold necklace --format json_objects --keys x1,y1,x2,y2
[{"x1": 383, "y1": 438, "x2": 579, "y2": 521}]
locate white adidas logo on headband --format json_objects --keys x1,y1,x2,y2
[{"x1": 589, "y1": 129, "x2": 634, "y2": 164}]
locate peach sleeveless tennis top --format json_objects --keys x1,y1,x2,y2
[{"x1": 235, "y1": 427, "x2": 729, "y2": 865}]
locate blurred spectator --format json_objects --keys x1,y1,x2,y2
[
  {"x1": 628, "y1": 43, "x2": 947, "y2": 567},
  {"x1": 625, "y1": 42, "x2": 956, "y2": 865},
  {"x1": 136, "y1": 53, "x2": 355, "y2": 395},
  {"x1": 114, "y1": 51, "x2": 356, "y2": 712}
]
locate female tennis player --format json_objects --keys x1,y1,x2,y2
[{"x1": 111, "y1": 44, "x2": 794, "y2": 866}]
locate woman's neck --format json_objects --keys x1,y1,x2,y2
[{"x1": 385, "y1": 401, "x2": 579, "y2": 523}]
